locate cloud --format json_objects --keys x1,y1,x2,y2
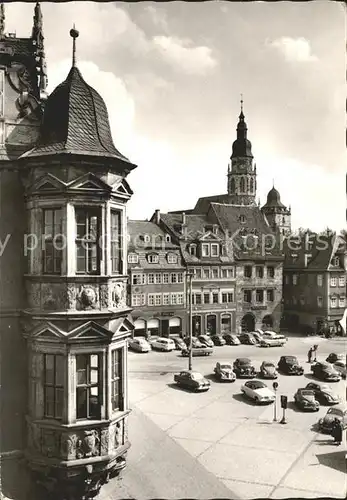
[
  {"x1": 145, "y1": 5, "x2": 169, "y2": 32},
  {"x1": 153, "y1": 36, "x2": 218, "y2": 75},
  {"x1": 267, "y1": 37, "x2": 318, "y2": 62},
  {"x1": 47, "y1": 59, "x2": 135, "y2": 156}
]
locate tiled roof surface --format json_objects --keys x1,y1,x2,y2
[
  {"x1": 128, "y1": 220, "x2": 177, "y2": 250},
  {"x1": 193, "y1": 194, "x2": 233, "y2": 215},
  {"x1": 284, "y1": 233, "x2": 345, "y2": 270},
  {"x1": 21, "y1": 67, "x2": 135, "y2": 168}
]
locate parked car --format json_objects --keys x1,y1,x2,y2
[
  {"x1": 278, "y1": 356, "x2": 304, "y2": 375},
  {"x1": 333, "y1": 360, "x2": 346, "y2": 379},
  {"x1": 318, "y1": 403, "x2": 347, "y2": 433},
  {"x1": 184, "y1": 336, "x2": 204, "y2": 348},
  {"x1": 241, "y1": 380, "x2": 275, "y2": 404},
  {"x1": 233, "y1": 358, "x2": 256, "y2": 378},
  {"x1": 311, "y1": 362, "x2": 341, "y2": 382},
  {"x1": 181, "y1": 347, "x2": 213, "y2": 357},
  {"x1": 223, "y1": 334, "x2": 241, "y2": 345},
  {"x1": 211, "y1": 335, "x2": 226, "y2": 346},
  {"x1": 251, "y1": 331, "x2": 263, "y2": 343},
  {"x1": 174, "y1": 370, "x2": 210, "y2": 392},
  {"x1": 259, "y1": 361, "x2": 278, "y2": 379},
  {"x1": 214, "y1": 362, "x2": 236, "y2": 382},
  {"x1": 150, "y1": 337, "x2": 175, "y2": 352},
  {"x1": 260, "y1": 335, "x2": 286, "y2": 348},
  {"x1": 128, "y1": 337, "x2": 151, "y2": 353},
  {"x1": 326, "y1": 353, "x2": 344, "y2": 364},
  {"x1": 294, "y1": 388, "x2": 320, "y2": 412},
  {"x1": 173, "y1": 337, "x2": 187, "y2": 351},
  {"x1": 238, "y1": 333, "x2": 257, "y2": 345},
  {"x1": 198, "y1": 335, "x2": 214, "y2": 348},
  {"x1": 263, "y1": 330, "x2": 278, "y2": 338},
  {"x1": 305, "y1": 382, "x2": 340, "y2": 405}
]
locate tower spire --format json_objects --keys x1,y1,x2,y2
[
  {"x1": 0, "y1": 2, "x2": 5, "y2": 39},
  {"x1": 32, "y1": 2, "x2": 43, "y2": 40},
  {"x1": 70, "y1": 25, "x2": 79, "y2": 67}
]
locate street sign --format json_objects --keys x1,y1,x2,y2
[
  {"x1": 273, "y1": 382, "x2": 279, "y2": 390},
  {"x1": 280, "y1": 395, "x2": 288, "y2": 409}
]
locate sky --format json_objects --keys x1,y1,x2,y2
[{"x1": 6, "y1": 1, "x2": 346, "y2": 231}]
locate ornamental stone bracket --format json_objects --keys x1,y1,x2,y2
[{"x1": 25, "y1": 279, "x2": 129, "y2": 313}]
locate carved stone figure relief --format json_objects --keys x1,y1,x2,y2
[
  {"x1": 111, "y1": 282, "x2": 126, "y2": 309},
  {"x1": 77, "y1": 286, "x2": 98, "y2": 310},
  {"x1": 41, "y1": 429, "x2": 60, "y2": 458},
  {"x1": 66, "y1": 284, "x2": 77, "y2": 310},
  {"x1": 7, "y1": 62, "x2": 41, "y2": 121},
  {"x1": 99, "y1": 284, "x2": 109, "y2": 309},
  {"x1": 26, "y1": 282, "x2": 41, "y2": 309},
  {"x1": 100, "y1": 428, "x2": 109, "y2": 455},
  {"x1": 114, "y1": 420, "x2": 123, "y2": 449},
  {"x1": 76, "y1": 430, "x2": 100, "y2": 459},
  {"x1": 60, "y1": 433, "x2": 79, "y2": 460}
]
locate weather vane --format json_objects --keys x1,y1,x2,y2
[{"x1": 70, "y1": 24, "x2": 79, "y2": 67}]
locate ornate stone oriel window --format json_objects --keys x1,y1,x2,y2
[
  {"x1": 44, "y1": 354, "x2": 64, "y2": 419},
  {"x1": 75, "y1": 207, "x2": 101, "y2": 274},
  {"x1": 42, "y1": 208, "x2": 63, "y2": 274},
  {"x1": 76, "y1": 353, "x2": 102, "y2": 420},
  {"x1": 111, "y1": 348, "x2": 123, "y2": 412},
  {"x1": 111, "y1": 210, "x2": 122, "y2": 274}
]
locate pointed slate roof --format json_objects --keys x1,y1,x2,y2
[{"x1": 21, "y1": 65, "x2": 136, "y2": 170}]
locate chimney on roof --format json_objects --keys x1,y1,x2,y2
[
  {"x1": 182, "y1": 212, "x2": 186, "y2": 225},
  {"x1": 155, "y1": 209, "x2": 160, "y2": 224}
]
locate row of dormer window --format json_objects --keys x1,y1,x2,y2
[
  {"x1": 128, "y1": 252, "x2": 178, "y2": 264},
  {"x1": 244, "y1": 265, "x2": 275, "y2": 278},
  {"x1": 131, "y1": 272, "x2": 184, "y2": 285}
]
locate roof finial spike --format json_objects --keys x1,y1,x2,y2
[
  {"x1": 272, "y1": 178, "x2": 275, "y2": 188},
  {"x1": 240, "y1": 93, "x2": 243, "y2": 113},
  {"x1": 0, "y1": 2, "x2": 5, "y2": 39},
  {"x1": 70, "y1": 25, "x2": 79, "y2": 67}
]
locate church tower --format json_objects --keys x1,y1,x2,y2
[
  {"x1": 261, "y1": 185, "x2": 291, "y2": 236},
  {"x1": 227, "y1": 99, "x2": 257, "y2": 206}
]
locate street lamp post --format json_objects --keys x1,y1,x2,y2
[{"x1": 186, "y1": 270, "x2": 194, "y2": 371}]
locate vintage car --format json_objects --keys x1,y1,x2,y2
[
  {"x1": 241, "y1": 380, "x2": 275, "y2": 404},
  {"x1": 150, "y1": 337, "x2": 175, "y2": 352},
  {"x1": 174, "y1": 370, "x2": 210, "y2": 392},
  {"x1": 198, "y1": 335, "x2": 214, "y2": 348},
  {"x1": 260, "y1": 335, "x2": 286, "y2": 348},
  {"x1": 173, "y1": 337, "x2": 187, "y2": 351},
  {"x1": 294, "y1": 388, "x2": 320, "y2": 412},
  {"x1": 326, "y1": 353, "x2": 344, "y2": 364},
  {"x1": 238, "y1": 333, "x2": 257, "y2": 345},
  {"x1": 184, "y1": 336, "x2": 204, "y2": 348},
  {"x1": 259, "y1": 361, "x2": 278, "y2": 379},
  {"x1": 211, "y1": 335, "x2": 226, "y2": 346},
  {"x1": 333, "y1": 360, "x2": 346, "y2": 379},
  {"x1": 223, "y1": 334, "x2": 241, "y2": 345},
  {"x1": 214, "y1": 362, "x2": 236, "y2": 382},
  {"x1": 311, "y1": 362, "x2": 341, "y2": 382},
  {"x1": 278, "y1": 356, "x2": 304, "y2": 375},
  {"x1": 128, "y1": 337, "x2": 151, "y2": 353},
  {"x1": 233, "y1": 358, "x2": 256, "y2": 378},
  {"x1": 181, "y1": 346, "x2": 213, "y2": 357},
  {"x1": 318, "y1": 404, "x2": 347, "y2": 433},
  {"x1": 251, "y1": 332, "x2": 263, "y2": 343},
  {"x1": 305, "y1": 382, "x2": 340, "y2": 405}
]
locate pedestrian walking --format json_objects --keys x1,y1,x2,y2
[
  {"x1": 313, "y1": 344, "x2": 318, "y2": 362},
  {"x1": 307, "y1": 348, "x2": 313, "y2": 363},
  {"x1": 331, "y1": 418, "x2": 343, "y2": 445}
]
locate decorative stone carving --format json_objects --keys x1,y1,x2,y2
[
  {"x1": 41, "y1": 429, "x2": 59, "y2": 458},
  {"x1": 28, "y1": 422, "x2": 41, "y2": 453},
  {"x1": 77, "y1": 286, "x2": 98, "y2": 310},
  {"x1": 7, "y1": 62, "x2": 41, "y2": 121},
  {"x1": 60, "y1": 433, "x2": 79, "y2": 460},
  {"x1": 115, "y1": 420, "x2": 123, "y2": 449},
  {"x1": 66, "y1": 284, "x2": 77, "y2": 310},
  {"x1": 111, "y1": 282, "x2": 126, "y2": 309},
  {"x1": 26, "y1": 282, "x2": 41, "y2": 309},
  {"x1": 99, "y1": 284, "x2": 109, "y2": 309},
  {"x1": 100, "y1": 428, "x2": 109, "y2": 455},
  {"x1": 76, "y1": 430, "x2": 100, "y2": 459}
]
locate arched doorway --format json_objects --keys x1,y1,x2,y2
[
  {"x1": 206, "y1": 314, "x2": 217, "y2": 335},
  {"x1": 192, "y1": 315, "x2": 202, "y2": 336},
  {"x1": 147, "y1": 318, "x2": 159, "y2": 337},
  {"x1": 169, "y1": 317, "x2": 181, "y2": 335},
  {"x1": 262, "y1": 314, "x2": 274, "y2": 329},
  {"x1": 241, "y1": 314, "x2": 255, "y2": 333},
  {"x1": 134, "y1": 319, "x2": 146, "y2": 337},
  {"x1": 221, "y1": 314, "x2": 232, "y2": 334}
]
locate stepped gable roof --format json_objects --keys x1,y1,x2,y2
[
  {"x1": 21, "y1": 66, "x2": 135, "y2": 169},
  {"x1": 284, "y1": 232, "x2": 345, "y2": 270},
  {"x1": 193, "y1": 194, "x2": 232, "y2": 215},
  {"x1": 209, "y1": 203, "x2": 283, "y2": 259}
]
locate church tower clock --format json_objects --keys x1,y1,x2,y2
[{"x1": 227, "y1": 99, "x2": 257, "y2": 206}]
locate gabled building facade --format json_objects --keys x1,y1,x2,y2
[
  {"x1": 127, "y1": 217, "x2": 187, "y2": 338},
  {"x1": 151, "y1": 103, "x2": 285, "y2": 334},
  {"x1": 0, "y1": 7, "x2": 136, "y2": 500},
  {"x1": 283, "y1": 232, "x2": 347, "y2": 334}
]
